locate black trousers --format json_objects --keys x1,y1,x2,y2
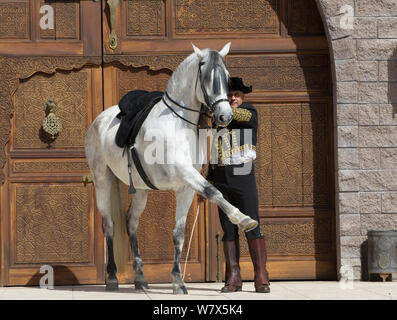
[{"x1": 212, "y1": 162, "x2": 263, "y2": 241}]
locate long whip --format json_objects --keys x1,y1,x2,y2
[{"x1": 182, "y1": 204, "x2": 201, "y2": 281}]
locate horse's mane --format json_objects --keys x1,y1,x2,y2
[{"x1": 166, "y1": 52, "x2": 199, "y2": 93}]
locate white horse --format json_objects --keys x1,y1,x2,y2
[{"x1": 84, "y1": 43, "x2": 258, "y2": 294}]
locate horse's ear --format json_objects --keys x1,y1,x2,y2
[
  {"x1": 192, "y1": 43, "x2": 205, "y2": 59},
  {"x1": 219, "y1": 42, "x2": 231, "y2": 58}
]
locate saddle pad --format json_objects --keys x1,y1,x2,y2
[{"x1": 115, "y1": 90, "x2": 164, "y2": 148}]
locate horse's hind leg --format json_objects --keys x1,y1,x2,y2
[
  {"x1": 126, "y1": 189, "x2": 149, "y2": 291},
  {"x1": 93, "y1": 166, "x2": 119, "y2": 291},
  {"x1": 85, "y1": 123, "x2": 121, "y2": 290},
  {"x1": 172, "y1": 186, "x2": 195, "y2": 294}
]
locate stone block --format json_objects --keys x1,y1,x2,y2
[
  {"x1": 358, "y1": 104, "x2": 379, "y2": 125},
  {"x1": 318, "y1": 0, "x2": 355, "y2": 17},
  {"x1": 357, "y1": 61, "x2": 378, "y2": 82},
  {"x1": 382, "y1": 192, "x2": 397, "y2": 213},
  {"x1": 340, "y1": 214, "x2": 361, "y2": 236},
  {"x1": 355, "y1": 0, "x2": 397, "y2": 17},
  {"x1": 379, "y1": 61, "x2": 397, "y2": 82},
  {"x1": 338, "y1": 170, "x2": 359, "y2": 192},
  {"x1": 358, "y1": 126, "x2": 397, "y2": 147},
  {"x1": 337, "y1": 81, "x2": 357, "y2": 103},
  {"x1": 341, "y1": 258, "x2": 362, "y2": 269},
  {"x1": 353, "y1": 17, "x2": 378, "y2": 39},
  {"x1": 340, "y1": 236, "x2": 367, "y2": 259},
  {"x1": 358, "y1": 82, "x2": 388, "y2": 104},
  {"x1": 380, "y1": 148, "x2": 397, "y2": 169},
  {"x1": 338, "y1": 126, "x2": 358, "y2": 147},
  {"x1": 338, "y1": 148, "x2": 359, "y2": 169},
  {"x1": 337, "y1": 104, "x2": 359, "y2": 125},
  {"x1": 358, "y1": 148, "x2": 380, "y2": 169},
  {"x1": 357, "y1": 40, "x2": 397, "y2": 61},
  {"x1": 333, "y1": 37, "x2": 356, "y2": 60},
  {"x1": 327, "y1": 16, "x2": 352, "y2": 40},
  {"x1": 389, "y1": 83, "x2": 397, "y2": 103},
  {"x1": 339, "y1": 192, "x2": 360, "y2": 213},
  {"x1": 379, "y1": 104, "x2": 397, "y2": 125},
  {"x1": 340, "y1": 258, "x2": 362, "y2": 280},
  {"x1": 359, "y1": 170, "x2": 397, "y2": 191},
  {"x1": 378, "y1": 17, "x2": 397, "y2": 38},
  {"x1": 335, "y1": 59, "x2": 356, "y2": 81},
  {"x1": 360, "y1": 214, "x2": 397, "y2": 236},
  {"x1": 359, "y1": 192, "x2": 382, "y2": 214}
]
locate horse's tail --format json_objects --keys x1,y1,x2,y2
[{"x1": 110, "y1": 178, "x2": 129, "y2": 274}]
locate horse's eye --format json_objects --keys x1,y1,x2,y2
[{"x1": 199, "y1": 61, "x2": 205, "y2": 67}]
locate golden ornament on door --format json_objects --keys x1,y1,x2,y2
[{"x1": 42, "y1": 97, "x2": 62, "y2": 139}]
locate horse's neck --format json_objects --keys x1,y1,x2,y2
[{"x1": 166, "y1": 56, "x2": 201, "y2": 127}]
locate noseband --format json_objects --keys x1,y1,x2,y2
[{"x1": 162, "y1": 61, "x2": 228, "y2": 127}]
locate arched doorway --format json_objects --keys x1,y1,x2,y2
[{"x1": 0, "y1": 0, "x2": 335, "y2": 285}]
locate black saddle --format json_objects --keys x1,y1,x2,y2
[
  {"x1": 115, "y1": 90, "x2": 163, "y2": 194},
  {"x1": 115, "y1": 90, "x2": 164, "y2": 148}
]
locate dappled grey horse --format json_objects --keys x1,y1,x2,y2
[{"x1": 84, "y1": 43, "x2": 258, "y2": 294}]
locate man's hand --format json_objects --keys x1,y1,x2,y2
[{"x1": 197, "y1": 194, "x2": 207, "y2": 203}]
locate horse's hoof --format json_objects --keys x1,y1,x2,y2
[
  {"x1": 135, "y1": 281, "x2": 149, "y2": 292},
  {"x1": 239, "y1": 217, "x2": 258, "y2": 233},
  {"x1": 173, "y1": 285, "x2": 188, "y2": 295},
  {"x1": 105, "y1": 278, "x2": 119, "y2": 291}
]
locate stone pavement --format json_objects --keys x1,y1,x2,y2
[{"x1": 0, "y1": 281, "x2": 397, "y2": 300}]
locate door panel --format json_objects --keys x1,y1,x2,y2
[
  {"x1": 0, "y1": 0, "x2": 103, "y2": 285},
  {"x1": 0, "y1": 0, "x2": 101, "y2": 56},
  {"x1": 2, "y1": 65, "x2": 104, "y2": 285}
]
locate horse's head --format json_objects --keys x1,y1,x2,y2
[{"x1": 192, "y1": 43, "x2": 233, "y2": 127}]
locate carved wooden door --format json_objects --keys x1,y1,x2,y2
[
  {"x1": 0, "y1": 0, "x2": 336, "y2": 286},
  {"x1": 0, "y1": 0, "x2": 104, "y2": 285}
]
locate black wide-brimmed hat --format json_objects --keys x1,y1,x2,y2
[{"x1": 228, "y1": 77, "x2": 252, "y2": 94}]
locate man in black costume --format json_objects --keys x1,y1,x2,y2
[{"x1": 200, "y1": 77, "x2": 270, "y2": 293}]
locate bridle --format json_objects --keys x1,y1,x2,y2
[{"x1": 161, "y1": 61, "x2": 229, "y2": 127}]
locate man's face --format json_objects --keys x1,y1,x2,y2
[{"x1": 227, "y1": 90, "x2": 244, "y2": 108}]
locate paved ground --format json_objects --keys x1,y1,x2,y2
[{"x1": 0, "y1": 281, "x2": 397, "y2": 300}]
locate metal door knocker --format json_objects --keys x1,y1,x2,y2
[{"x1": 40, "y1": 97, "x2": 62, "y2": 145}]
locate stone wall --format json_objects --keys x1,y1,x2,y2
[{"x1": 316, "y1": 0, "x2": 397, "y2": 280}]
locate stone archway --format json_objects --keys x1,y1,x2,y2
[{"x1": 314, "y1": 0, "x2": 397, "y2": 281}]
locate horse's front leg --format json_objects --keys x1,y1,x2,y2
[
  {"x1": 172, "y1": 186, "x2": 195, "y2": 294},
  {"x1": 176, "y1": 166, "x2": 258, "y2": 232}
]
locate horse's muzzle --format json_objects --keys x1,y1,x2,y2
[{"x1": 216, "y1": 114, "x2": 233, "y2": 127}]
